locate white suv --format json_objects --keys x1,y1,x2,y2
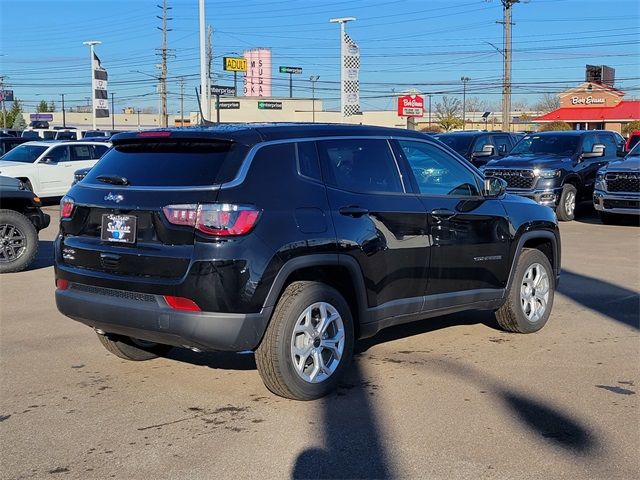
[{"x1": 0, "y1": 141, "x2": 110, "y2": 197}]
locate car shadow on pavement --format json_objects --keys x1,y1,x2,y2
[
  {"x1": 27, "y1": 240, "x2": 54, "y2": 271},
  {"x1": 165, "y1": 349, "x2": 257, "y2": 371},
  {"x1": 558, "y1": 268, "x2": 640, "y2": 330},
  {"x1": 292, "y1": 361, "x2": 391, "y2": 480}
]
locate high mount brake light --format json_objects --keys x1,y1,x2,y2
[
  {"x1": 163, "y1": 204, "x2": 260, "y2": 237},
  {"x1": 60, "y1": 196, "x2": 75, "y2": 218},
  {"x1": 136, "y1": 131, "x2": 172, "y2": 138}
]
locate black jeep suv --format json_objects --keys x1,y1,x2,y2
[
  {"x1": 481, "y1": 130, "x2": 623, "y2": 221},
  {"x1": 434, "y1": 131, "x2": 521, "y2": 168},
  {"x1": 0, "y1": 175, "x2": 50, "y2": 272},
  {"x1": 54, "y1": 124, "x2": 561, "y2": 400}
]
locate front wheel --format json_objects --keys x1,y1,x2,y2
[
  {"x1": 255, "y1": 281, "x2": 354, "y2": 400},
  {"x1": 495, "y1": 248, "x2": 555, "y2": 333},
  {"x1": 0, "y1": 209, "x2": 38, "y2": 273},
  {"x1": 556, "y1": 184, "x2": 577, "y2": 221}
]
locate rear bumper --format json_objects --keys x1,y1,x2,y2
[
  {"x1": 593, "y1": 190, "x2": 640, "y2": 215},
  {"x1": 55, "y1": 282, "x2": 272, "y2": 351}
]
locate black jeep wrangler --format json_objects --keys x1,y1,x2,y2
[
  {"x1": 54, "y1": 124, "x2": 561, "y2": 400},
  {"x1": 0, "y1": 176, "x2": 50, "y2": 272},
  {"x1": 481, "y1": 130, "x2": 623, "y2": 221}
]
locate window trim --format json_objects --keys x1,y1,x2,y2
[
  {"x1": 392, "y1": 137, "x2": 485, "y2": 199},
  {"x1": 294, "y1": 141, "x2": 324, "y2": 184}
]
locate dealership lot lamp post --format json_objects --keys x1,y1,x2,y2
[
  {"x1": 83, "y1": 40, "x2": 101, "y2": 130},
  {"x1": 461, "y1": 76, "x2": 470, "y2": 130},
  {"x1": 310, "y1": 75, "x2": 320, "y2": 123}
]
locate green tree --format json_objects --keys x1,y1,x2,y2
[
  {"x1": 3, "y1": 100, "x2": 22, "y2": 128},
  {"x1": 539, "y1": 121, "x2": 572, "y2": 132},
  {"x1": 48, "y1": 101, "x2": 56, "y2": 112},
  {"x1": 420, "y1": 125, "x2": 443, "y2": 133},
  {"x1": 622, "y1": 120, "x2": 640, "y2": 137},
  {"x1": 12, "y1": 113, "x2": 26, "y2": 130},
  {"x1": 37, "y1": 100, "x2": 49, "y2": 112},
  {"x1": 435, "y1": 96, "x2": 463, "y2": 131}
]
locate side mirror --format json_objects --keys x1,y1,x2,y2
[
  {"x1": 473, "y1": 144, "x2": 495, "y2": 158},
  {"x1": 582, "y1": 143, "x2": 605, "y2": 158},
  {"x1": 483, "y1": 176, "x2": 507, "y2": 198}
]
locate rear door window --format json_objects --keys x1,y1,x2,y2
[
  {"x1": 316, "y1": 138, "x2": 403, "y2": 194},
  {"x1": 82, "y1": 140, "x2": 247, "y2": 187},
  {"x1": 47, "y1": 146, "x2": 70, "y2": 163},
  {"x1": 70, "y1": 145, "x2": 93, "y2": 161},
  {"x1": 296, "y1": 141, "x2": 322, "y2": 181}
]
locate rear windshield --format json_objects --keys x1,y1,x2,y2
[
  {"x1": 82, "y1": 140, "x2": 247, "y2": 187},
  {"x1": 435, "y1": 134, "x2": 473, "y2": 156},
  {"x1": 0, "y1": 144, "x2": 47, "y2": 163}
]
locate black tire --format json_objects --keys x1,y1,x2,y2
[
  {"x1": 495, "y1": 248, "x2": 555, "y2": 334},
  {"x1": 97, "y1": 333, "x2": 172, "y2": 361},
  {"x1": 255, "y1": 281, "x2": 354, "y2": 401},
  {"x1": 598, "y1": 211, "x2": 617, "y2": 225},
  {"x1": 0, "y1": 209, "x2": 38, "y2": 273},
  {"x1": 556, "y1": 184, "x2": 577, "y2": 221}
]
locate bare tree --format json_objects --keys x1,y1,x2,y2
[
  {"x1": 512, "y1": 98, "x2": 530, "y2": 112},
  {"x1": 533, "y1": 93, "x2": 560, "y2": 113},
  {"x1": 435, "y1": 96, "x2": 463, "y2": 131}
]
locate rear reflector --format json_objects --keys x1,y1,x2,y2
[
  {"x1": 56, "y1": 279, "x2": 70, "y2": 290},
  {"x1": 164, "y1": 295, "x2": 201, "y2": 311},
  {"x1": 136, "y1": 131, "x2": 171, "y2": 137}
]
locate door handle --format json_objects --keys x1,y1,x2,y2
[
  {"x1": 431, "y1": 208, "x2": 456, "y2": 220},
  {"x1": 339, "y1": 206, "x2": 369, "y2": 217}
]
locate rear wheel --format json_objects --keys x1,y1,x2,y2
[
  {"x1": 556, "y1": 184, "x2": 577, "y2": 221},
  {"x1": 495, "y1": 248, "x2": 555, "y2": 333},
  {"x1": 255, "y1": 281, "x2": 354, "y2": 400},
  {"x1": 97, "y1": 333, "x2": 172, "y2": 361},
  {"x1": 0, "y1": 209, "x2": 38, "y2": 273}
]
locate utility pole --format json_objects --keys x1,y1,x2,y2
[
  {"x1": 428, "y1": 93, "x2": 432, "y2": 127},
  {"x1": 310, "y1": 75, "x2": 319, "y2": 123},
  {"x1": 499, "y1": 0, "x2": 519, "y2": 132},
  {"x1": 110, "y1": 92, "x2": 115, "y2": 129},
  {"x1": 0, "y1": 76, "x2": 7, "y2": 128},
  {"x1": 156, "y1": 0, "x2": 172, "y2": 128},
  {"x1": 198, "y1": 0, "x2": 208, "y2": 123},
  {"x1": 60, "y1": 93, "x2": 66, "y2": 128},
  {"x1": 461, "y1": 76, "x2": 470, "y2": 130},
  {"x1": 82, "y1": 40, "x2": 101, "y2": 130},
  {"x1": 207, "y1": 24, "x2": 213, "y2": 121},
  {"x1": 179, "y1": 77, "x2": 185, "y2": 127}
]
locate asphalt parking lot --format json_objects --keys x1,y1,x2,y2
[{"x1": 1, "y1": 205, "x2": 638, "y2": 480}]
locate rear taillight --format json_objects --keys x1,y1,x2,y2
[
  {"x1": 60, "y1": 196, "x2": 74, "y2": 218},
  {"x1": 164, "y1": 295, "x2": 201, "y2": 311},
  {"x1": 163, "y1": 204, "x2": 260, "y2": 237}
]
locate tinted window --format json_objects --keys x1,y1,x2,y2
[
  {"x1": 398, "y1": 140, "x2": 480, "y2": 197},
  {"x1": 83, "y1": 141, "x2": 246, "y2": 187},
  {"x1": 317, "y1": 138, "x2": 403, "y2": 194},
  {"x1": 296, "y1": 141, "x2": 321, "y2": 181},
  {"x1": 47, "y1": 146, "x2": 70, "y2": 162},
  {"x1": 510, "y1": 134, "x2": 579, "y2": 156},
  {"x1": 435, "y1": 134, "x2": 474, "y2": 156},
  {"x1": 93, "y1": 145, "x2": 109, "y2": 158},
  {"x1": 0, "y1": 144, "x2": 47, "y2": 163},
  {"x1": 492, "y1": 134, "x2": 511, "y2": 154},
  {"x1": 70, "y1": 145, "x2": 93, "y2": 161},
  {"x1": 581, "y1": 134, "x2": 597, "y2": 153},
  {"x1": 596, "y1": 133, "x2": 617, "y2": 157}
]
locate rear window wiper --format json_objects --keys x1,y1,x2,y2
[{"x1": 95, "y1": 174, "x2": 130, "y2": 186}]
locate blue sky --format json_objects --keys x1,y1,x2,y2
[{"x1": 1, "y1": 0, "x2": 639, "y2": 114}]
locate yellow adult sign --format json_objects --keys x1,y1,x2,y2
[{"x1": 224, "y1": 57, "x2": 247, "y2": 72}]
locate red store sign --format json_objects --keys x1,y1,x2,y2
[{"x1": 397, "y1": 94, "x2": 424, "y2": 117}]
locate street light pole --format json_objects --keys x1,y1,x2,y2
[
  {"x1": 310, "y1": 75, "x2": 320, "y2": 123},
  {"x1": 110, "y1": 92, "x2": 115, "y2": 130},
  {"x1": 83, "y1": 40, "x2": 101, "y2": 130},
  {"x1": 199, "y1": 0, "x2": 208, "y2": 122},
  {"x1": 60, "y1": 93, "x2": 66, "y2": 128},
  {"x1": 329, "y1": 17, "x2": 356, "y2": 122},
  {"x1": 461, "y1": 76, "x2": 470, "y2": 130}
]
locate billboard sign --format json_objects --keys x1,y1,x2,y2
[
  {"x1": 243, "y1": 48, "x2": 272, "y2": 97},
  {"x1": 211, "y1": 85, "x2": 236, "y2": 96},
  {"x1": 0, "y1": 90, "x2": 14, "y2": 102},
  {"x1": 30, "y1": 113, "x2": 54, "y2": 121},
  {"x1": 397, "y1": 94, "x2": 424, "y2": 117},
  {"x1": 279, "y1": 66, "x2": 302, "y2": 74},
  {"x1": 224, "y1": 57, "x2": 247, "y2": 72}
]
